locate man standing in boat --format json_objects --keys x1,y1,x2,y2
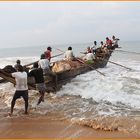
[
  {"x1": 91, "y1": 41, "x2": 97, "y2": 54},
  {"x1": 38, "y1": 54, "x2": 57, "y2": 90},
  {"x1": 64, "y1": 46, "x2": 75, "y2": 61},
  {"x1": 44, "y1": 46, "x2": 52, "y2": 61},
  {"x1": 10, "y1": 65, "x2": 28, "y2": 116},
  {"x1": 28, "y1": 62, "x2": 46, "y2": 105},
  {"x1": 100, "y1": 41, "x2": 105, "y2": 48},
  {"x1": 112, "y1": 35, "x2": 120, "y2": 49},
  {"x1": 86, "y1": 46, "x2": 92, "y2": 54},
  {"x1": 105, "y1": 37, "x2": 113, "y2": 49}
]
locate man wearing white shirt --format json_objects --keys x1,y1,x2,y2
[
  {"x1": 83, "y1": 50, "x2": 95, "y2": 64},
  {"x1": 85, "y1": 52, "x2": 95, "y2": 61},
  {"x1": 38, "y1": 54, "x2": 57, "y2": 89},
  {"x1": 64, "y1": 46, "x2": 75, "y2": 61},
  {"x1": 112, "y1": 35, "x2": 120, "y2": 48},
  {"x1": 38, "y1": 54, "x2": 50, "y2": 73},
  {"x1": 91, "y1": 41, "x2": 97, "y2": 54},
  {"x1": 10, "y1": 65, "x2": 28, "y2": 116}
]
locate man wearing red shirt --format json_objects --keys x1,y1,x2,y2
[
  {"x1": 44, "y1": 46, "x2": 52, "y2": 61},
  {"x1": 105, "y1": 37, "x2": 113, "y2": 49}
]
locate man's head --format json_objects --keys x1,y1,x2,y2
[
  {"x1": 101, "y1": 41, "x2": 103, "y2": 45},
  {"x1": 33, "y1": 62, "x2": 38, "y2": 68},
  {"x1": 94, "y1": 41, "x2": 97, "y2": 45},
  {"x1": 16, "y1": 60, "x2": 21, "y2": 64},
  {"x1": 40, "y1": 54, "x2": 45, "y2": 59},
  {"x1": 17, "y1": 65, "x2": 23, "y2": 72},
  {"x1": 106, "y1": 37, "x2": 109, "y2": 40},
  {"x1": 112, "y1": 35, "x2": 115, "y2": 39},
  {"x1": 47, "y1": 46, "x2": 52, "y2": 51},
  {"x1": 68, "y1": 46, "x2": 72, "y2": 50}
]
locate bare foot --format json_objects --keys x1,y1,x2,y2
[
  {"x1": 8, "y1": 113, "x2": 12, "y2": 117},
  {"x1": 37, "y1": 97, "x2": 44, "y2": 105},
  {"x1": 24, "y1": 111, "x2": 28, "y2": 115}
]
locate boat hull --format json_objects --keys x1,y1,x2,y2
[
  {"x1": 43, "y1": 53, "x2": 111, "y2": 92},
  {"x1": 0, "y1": 51, "x2": 112, "y2": 92}
]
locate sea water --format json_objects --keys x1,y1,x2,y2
[{"x1": 0, "y1": 41, "x2": 140, "y2": 135}]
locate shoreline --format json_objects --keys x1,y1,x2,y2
[
  {"x1": 0, "y1": 115, "x2": 138, "y2": 139},
  {"x1": 0, "y1": 92, "x2": 140, "y2": 138}
]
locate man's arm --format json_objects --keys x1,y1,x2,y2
[
  {"x1": 28, "y1": 70, "x2": 34, "y2": 77},
  {"x1": 11, "y1": 72, "x2": 16, "y2": 78}
]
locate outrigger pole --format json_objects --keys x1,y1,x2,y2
[
  {"x1": 115, "y1": 49, "x2": 140, "y2": 55},
  {"x1": 24, "y1": 53, "x2": 64, "y2": 67},
  {"x1": 0, "y1": 52, "x2": 64, "y2": 84},
  {"x1": 80, "y1": 50, "x2": 133, "y2": 71},
  {"x1": 76, "y1": 58, "x2": 106, "y2": 77},
  {"x1": 108, "y1": 61, "x2": 132, "y2": 71},
  {"x1": 55, "y1": 48, "x2": 106, "y2": 77}
]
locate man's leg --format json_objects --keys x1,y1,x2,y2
[
  {"x1": 41, "y1": 91, "x2": 45, "y2": 102},
  {"x1": 10, "y1": 91, "x2": 18, "y2": 115},
  {"x1": 37, "y1": 91, "x2": 45, "y2": 105},
  {"x1": 22, "y1": 90, "x2": 28, "y2": 114},
  {"x1": 11, "y1": 98, "x2": 15, "y2": 115}
]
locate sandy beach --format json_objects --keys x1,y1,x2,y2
[
  {"x1": 0, "y1": 90, "x2": 140, "y2": 139},
  {"x1": 0, "y1": 114, "x2": 138, "y2": 139}
]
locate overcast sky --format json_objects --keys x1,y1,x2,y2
[{"x1": 0, "y1": 2, "x2": 140, "y2": 48}]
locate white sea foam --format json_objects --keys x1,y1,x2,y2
[
  {"x1": 0, "y1": 56, "x2": 39, "y2": 68},
  {"x1": 57, "y1": 58, "x2": 140, "y2": 112},
  {"x1": 0, "y1": 53, "x2": 140, "y2": 117},
  {"x1": 0, "y1": 43, "x2": 140, "y2": 135},
  {"x1": 0, "y1": 54, "x2": 140, "y2": 134}
]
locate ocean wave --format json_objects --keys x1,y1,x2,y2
[{"x1": 0, "y1": 54, "x2": 140, "y2": 135}]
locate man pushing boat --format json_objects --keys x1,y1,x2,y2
[
  {"x1": 38, "y1": 54, "x2": 57, "y2": 90},
  {"x1": 28, "y1": 62, "x2": 46, "y2": 105},
  {"x1": 9, "y1": 65, "x2": 29, "y2": 116}
]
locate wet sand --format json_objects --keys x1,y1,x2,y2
[{"x1": 0, "y1": 115, "x2": 138, "y2": 139}]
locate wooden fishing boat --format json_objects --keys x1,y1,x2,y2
[{"x1": 0, "y1": 50, "x2": 112, "y2": 92}]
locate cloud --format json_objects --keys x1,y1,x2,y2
[{"x1": 0, "y1": 2, "x2": 140, "y2": 48}]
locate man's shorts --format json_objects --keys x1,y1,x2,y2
[
  {"x1": 13, "y1": 90, "x2": 28, "y2": 101},
  {"x1": 36, "y1": 83, "x2": 46, "y2": 92}
]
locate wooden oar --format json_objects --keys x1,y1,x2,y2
[
  {"x1": 108, "y1": 60, "x2": 132, "y2": 70},
  {"x1": 24, "y1": 52, "x2": 64, "y2": 67},
  {"x1": 115, "y1": 49, "x2": 140, "y2": 55},
  {"x1": 76, "y1": 58, "x2": 105, "y2": 76},
  {"x1": 55, "y1": 48, "x2": 105, "y2": 77},
  {"x1": 0, "y1": 53, "x2": 64, "y2": 84}
]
